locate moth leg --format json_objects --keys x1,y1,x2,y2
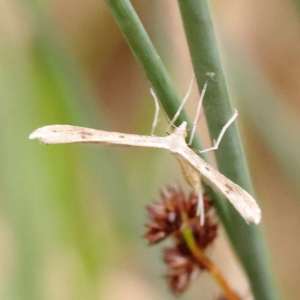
[
  {"x1": 196, "y1": 185, "x2": 205, "y2": 226},
  {"x1": 166, "y1": 75, "x2": 195, "y2": 132},
  {"x1": 188, "y1": 80, "x2": 208, "y2": 145},
  {"x1": 199, "y1": 109, "x2": 238, "y2": 153},
  {"x1": 150, "y1": 88, "x2": 161, "y2": 136}
]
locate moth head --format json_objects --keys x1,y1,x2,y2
[{"x1": 174, "y1": 122, "x2": 188, "y2": 139}]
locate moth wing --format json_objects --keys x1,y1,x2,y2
[
  {"x1": 29, "y1": 125, "x2": 170, "y2": 149},
  {"x1": 180, "y1": 148, "x2": 261, "y2": 224}
]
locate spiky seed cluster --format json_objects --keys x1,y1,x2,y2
[
  {"x1": 144, "y1": 187, "x2": 218, "y2": 294},
  {"x1": 164, "y1": 247, "x2": 199, "y2": 294}
]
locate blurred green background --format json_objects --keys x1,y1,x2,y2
[{"x1": 1, "y1": 0, "x2": 300, "y2": 299}]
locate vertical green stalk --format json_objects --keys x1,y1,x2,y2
[
  {"x1": 104, "y1": 0, "x2": 191, "y2": 128},
  {"x1": 104, "y1": 0, "x2": 232, "y2": 225},
  {"x1": 177, "y1": 1, "x2": 278, "y2": 299}
]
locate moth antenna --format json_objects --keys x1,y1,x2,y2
[
  {"x1": 188, "y1": 80, "x2": 208, "y2": 145},
  {"x1": 150, "y1": 88, "x2": 160, "y2": 136},
  {"x1": 166, "y1": 75, "x2": 195, "y2": 133}
]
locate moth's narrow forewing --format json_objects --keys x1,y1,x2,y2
[
  {"x1": 29, "y1": 125, "x2": 171, "y2": 150},
  {"x1": 179, "y1": 147, "x2": 261, "y2": 224},
  {"x1": 30, "y1": 124, "x2": 261, "y2": 224}
]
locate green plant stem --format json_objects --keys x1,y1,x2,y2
[
  {"x1": 182, "y1": 226, "x2": 240, "y2": 300},
  {"x1": 177, "y1": 1, "x2": 278, "y2": 299},
  {"x1": 104, "y1": 0, "x2": 190, "y2": 128},
  {"x1": 104, "y1": 0, "x2": 231, "y2": 224}
]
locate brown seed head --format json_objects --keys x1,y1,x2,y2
[
  {"x1": 144, "y1": 187, "x2": 218, "y2": 294},
  {"x1": 164, "y1": 247, "x2": 199, "y2": 295},
  {"x1": 144, "y1": 187, "x2": 186, "y2": 244}
]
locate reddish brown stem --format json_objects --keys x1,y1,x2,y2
[{"x1": 182, "y1": 226, "x2": 240, "y2": 300}]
